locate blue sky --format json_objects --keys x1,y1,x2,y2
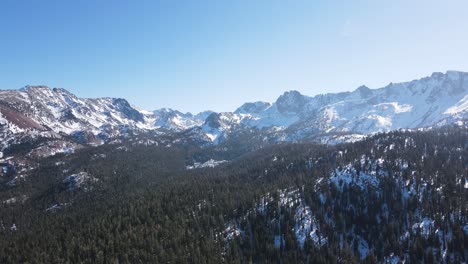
[{"x1": 1, "y1": 0, "x2": 467, "y2": 113}]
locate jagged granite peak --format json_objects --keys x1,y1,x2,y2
[
  {"x1": 152, "y1": 108, "x2": 205, "y2": 131},
  {"x1": 153, "y1": 108, "x2": 197, "y2": 119},
  {"x1": 228, "y1": 71, "x2": 467, "y2": 143},
  {"x1": 109, "y1": 98, "x2": 145, "y2": 122},
  {"x1": 0, "y1": 86, "x2": 154, "y2": 144},
  {"x1": 204, "y1": 112, "x2": 222, "y2": 129},
  {"x1": 19, "y1": 85, "x2": 51, "y2": 91},
  {"x1": 355, "y1": 85, "x2": 373, "y2": 98},
  {"x1": 275, "y1": 90, "x2": 308, "y2": 114}
]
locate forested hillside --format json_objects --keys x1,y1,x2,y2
[{"x1": 0, "y1": 126, "x2": 466, "y2": 263}]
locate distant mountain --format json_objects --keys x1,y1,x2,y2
[
  {"x1": 152, "y1": 108, "x2": 206, "y2": 131},
  {"x1": 196, "y1": 70, "x2": 468, "y2": 143},
  {"x1": 0, "y1": 71, "x2": 467, "y2": 149},
  {"x1": 0, "y1": 87, "x2": 206, "y2": 145}
]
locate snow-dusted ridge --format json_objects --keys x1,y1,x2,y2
[
  {"x1": 183, "y1": 70, "x2": 468, "y2": 144},
  {"x1": 0, "y1": 71, "x2": 467, "y2": 146}
]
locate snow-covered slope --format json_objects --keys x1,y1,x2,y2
[
  {"x1": 196, "y1": 71, "x2": 468, "y2": 143},
  {"x1": 0, "y1": 86, "x2": 156, "y2": 142},
  {"x1": 242, "y1": 71, "x2": 467, "y2": 132},
  {"x1": 308, "y1": 71, "x2": 468, "y2": 133},
  {"x1": 0, "y1": 71, "x2": 467, "y2": 147},
  {"x1": 152, "y1": 108, "x2": 206, "y2": 131}
]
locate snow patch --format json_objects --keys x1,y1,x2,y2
[{"x1": 186, "y1": 159, "x2": 228, "y2": 169}]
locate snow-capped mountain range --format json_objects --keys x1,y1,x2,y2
[{"x1": 0, "y1": 71, "x2": 467, "y2": 147}]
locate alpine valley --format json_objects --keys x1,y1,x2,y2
[{"x1": 0, "y1": 71, "x2": 467, "y2": 263}]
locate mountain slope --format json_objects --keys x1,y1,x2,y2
[
  {"x1": 0, "y1": 86, "x2": 154, "y2": 140},
  {"x1": 246, "y1": 71, "x2": 466, "y2": 132},
  {"x1": 196, "y1": 71, "x2": 468, "y2": 143},
  {"x1": 0, "y1": 71, "x2": 467, "y2": 148},
  {"x1": 0, "y1": 127, "x2": 466, "y2": 263}
]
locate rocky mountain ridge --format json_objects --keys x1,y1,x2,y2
[{"x1": 0, "y1": 71, "x2": 466, "y2": 150}]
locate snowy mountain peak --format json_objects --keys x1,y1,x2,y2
[
  {"x1": 276, "y1": 90, "x2": 308, "y2": 114},
  {"x1": 20, "y1": 85, "x2": 51, "y2": 92},
  {"x1": 0, "y1": 87, "x2": 154, "y2": 145},
  {"x1": 234, "y1": 101, "x2": 271, "y2": 114},
  {"x1": 152, "y1": 108, "x2": 203, "y2": 131},
  {"x1": 109, "y1": 98, "x2": 145, "y2": 122},
  {"x1": 355, "y1": 85, "x2": 373, "y2": 98}
]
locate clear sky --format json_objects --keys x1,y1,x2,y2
[{"x1": 1, "y1": 0, "x2": 467, "y2": 113}]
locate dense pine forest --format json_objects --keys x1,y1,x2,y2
[{"x1": 0, "y1": 127, "x2": 466, "y2": 263}]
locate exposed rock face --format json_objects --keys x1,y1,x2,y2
[
  {"x1": 276, "y1": 90, "x2": 308, "y2": 114},
  {"x1": 204, "y1": 113, "x2": 222, "y2": 129}
]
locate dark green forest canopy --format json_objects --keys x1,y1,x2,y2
[{"x1": 0, "y1": 126, "x2": 466, "y2": 263}]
